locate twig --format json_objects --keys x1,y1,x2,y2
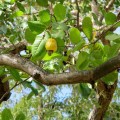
[
  {"x1": 106, "y1": 0, "x2": 115, "y2": 12},
  {"x1": 75, "y1": 0, "x2": 80, "y2": 28}
]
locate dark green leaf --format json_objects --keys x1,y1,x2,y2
[
  {"x1": 0, "y1": 66, "x2": 5, "y2": 76},
  {"x1": 105, "y1": 12, "x2": 117, "y2": 25},
  {"x1": 2, "y1": 108, "x2": 13, "y2": 120},
  {"x1": 92, "y1": 13, "x2": 100, "y2": 25},
  {"x1": 79, "y1": 83, "x2": 91, "y2": 99},
  {"x1": 24, "y1": 82, "x2": 38, "y2": 95},
  {"x1": 36, "y1": 0, "x2": 48, "y2": 7},
  {"x1": 27, "y1": 91, "x2": 34, "y2": 100},
  {"x1": 82, "y1": 17, "x2": 93, "y2": 41},
  {"x1": 16, "y1": 1, "x2": 25, "y2": 12},
  {"x1": 54, "y1": 3, "x2": 66, "y2": 21},
  {"x1": 8, "y1": 67, "x2": 22, "y2": 81},
  {"x1": 15, "y1": 112, "x2": 25, "y2": 120},
  {"x1": 28, "y1": 21, "x2": 46, "y2": 33}
]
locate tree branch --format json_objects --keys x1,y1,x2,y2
[
  {"x1": 0, "y1": 54, "x2": 120, "y2": 86},
  {"x1": 0, "y1": 41, "x2": 27, "y2": 54}
]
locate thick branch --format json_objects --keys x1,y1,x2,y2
[
  {"x1": 88, "y1": 80, "x2": 117, "y2": 120},
  {"x1": 0, "y1": 54, "x2": 120, "y2": 85},
  {"x1": 0, "y1": 41, "x2": 27, "y2": 54}
]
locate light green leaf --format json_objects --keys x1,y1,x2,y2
[
  {"x1": 108, "y1": 44, "x2": 120, "y2": 58},
  {"x1": 31, "y1": 32, "x2": 49, "y2": 60},
  {"x1": 82, "y1": 17, "x2": 93, "y2": 41},
  {"x1": 54, "y1": 3, "x2": 66, "y2": 21},
  {"x1": 15, "y1": 112, "x2": 25, "y2": 120},
  {"x1": 28, "y1": 21, "x2": 46, "y2": 33},
  {"x1": 103, "y1": 72, "x2": 117, "y2": 85},
  {"x1": 11, "y1": 10, "x2": 23, "y2": 18},
  {"x1": 52, "y1": 29, "x2": 65, "y2": 39},
  {"x1": 2, "y1": 76, "x2": 12, "y2": 83},
  {"x1": 105, "y1": 33, "x2": 120, "y2": 41},
  {"x1": 39, "y1": 9, "x2": 50, "y2": 23},
  {"x1": 2, "y1": 108, "x2": 13, "y2": 120},
  {"x1": 105, "y1": 12, "x2": 117, "y2": 25},
  {"x1": 69, "y1": 27, "x2": 81, "y2": 44}
]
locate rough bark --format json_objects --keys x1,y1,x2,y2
[
  {"x1": 0, "y1": 75, "x2": 11, "y2": 103},
  {"x1": 88, "y1": 80, "x2": 117, "y2": 120},
  {"x1": 0, "y1": 54, "x2": 120, "y2": 85}
]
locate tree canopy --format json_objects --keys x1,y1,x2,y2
[{"x1": 0, "y1": 0, "x2": 120, "y2": 119}]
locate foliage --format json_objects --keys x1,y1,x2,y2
[{"x1": 0, "y1": 0, "x2": 120, "y2": 119}]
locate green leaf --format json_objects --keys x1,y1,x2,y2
[
  {"x1": 36, "y1": 0, "x2": 48, "y2": 7},
  {"x1": 16, "y1": 1, "x2": 25, "y2": 12},
  {"x1": 52, "y1": 22, "x2": 68, "y2": 31},
  {"x1": 25, "y1": 28, "x2": 37, "y2": 44},
  {"x1": 27, "y1": 91, "x2": 34, "y2": 100},
  {"x1": 31, "y1": 32, "x2": 49, "y2": 60},
  {"x1": 15, "y1": 112, "x2": 25, "y2": 120},
  {"x1": 76, "y1": 52, "x2": 89, "y2": 70},
  {"x1": 24, "y1": 81, "x2": 38, "y2": 95},
  {"x1": 11, "y1": 10, "x2": 23, "y2": 18},
  {"x1": 28, "y1": 21, "x2": 46, "y2": 33},
  {"x1": 69, "y1": 27, "x2": 81, "y2": 44},
  {"x1": 0, "y1": 66, "x2": 5, "y2": 76},
  {"x1": 103, "y1": 72, "x2": 117, "y2": 85},
  {"x1": 8, "y1": 67, "x2": 22, "y2": 81},
  {"x1": 82, "y1": 17, "x2": 93, "y2": 41},
  {"x1": 52, "y1": 29, "x2": 65, "y2": 39},
  {"x1": 54, "y1": 3, "x2": 66, "y2": 21},
  {"x1": 105, "y1": 33, "x2": 120, "y2": 41},
  {"x1": 2, "y1": 108, "x2": 13, "y2": 120},
  {"x1": 43, "y1": 53, "x2": 62, "y2": 61},
  {"x1": 105, "y1": 12, "x2": 117, "y2": 25},
  {"x1": 34, "y1": 80, "x2": 46, "y2": 91},
  {"x1": 107, "y1": 44, "x2": 120, "y2": 58},
  {"x1": 2, "y1": 76, "x2": 12, "y2": 83},
  {"x1": 31, "y1": 87, "x2": 38, "y2": 95},
  {"x1": 72, "y1": 39, "x2": 85, "y2": 52},
  {"x1": 79, "y1": 83, "x2": 91, "y2": 99},
  {"x1": 92, "y1": 13, "x2": 100, "y2": 25},
  {"x1": 56, "y1": 38, "x2": 65, "y2": 52},
  {"x1": 39, "y1": 9, "x2": 50, "y2": 23}
]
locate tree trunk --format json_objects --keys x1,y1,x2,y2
[
  {"x1": 0, "y1": 75, "x2": 11, "y2": 103},
  {"x1": 88, "y1": 80, "x2": 117, "y2": 120}
]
